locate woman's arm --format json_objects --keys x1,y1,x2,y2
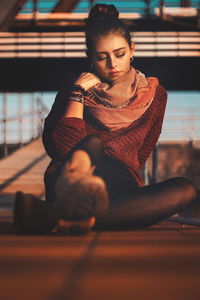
[
  {"x1": 64, "y1": 101, "x2": 84, "y2": 119},
  {"x1": 42, "y1": 89, "x2": 87, "y2": 160},
  {"x1": 42, "y1": 73, "x2": 100, "y2": 160}
]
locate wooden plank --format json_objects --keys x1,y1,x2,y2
[
  {"x1": 0, "y1": 137, "x2": 50, "y2": 196},
  {"x1": 0, "y1": 224, "x2": 200, "y2": 300}
]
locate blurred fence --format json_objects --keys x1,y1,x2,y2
[
  {"x1": 143, "y1": 106, "x2": 200, "y2": 184},
  {"x1": 160, "y1": 107, "x2": 200, "y2": 142},
  {"x1": 0, "y1": 92, "x2": 48, "y2": 157}
]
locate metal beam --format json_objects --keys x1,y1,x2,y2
[
  {"x1": 0, "y1": 0, "x2": 28, "y2": 31},
  {"x1": 53, "y1": 0, "x2": 81, "y2": 13},
  {"x1": 1, "y1": 31, "x2": 199, "y2": 58}
]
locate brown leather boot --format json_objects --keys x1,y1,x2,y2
[
  {"x1": 14, "y1": 191, "x2": 58, "y2": 234},
  {"x1": 54, "y1": 151, "x2": 109, "y2": 222}
]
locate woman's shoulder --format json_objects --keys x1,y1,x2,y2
[
  {"x1": 155, "y1": 84, "x2": 167, "y2": 102},
  {"x1": 142, "y1": 83, "x2": 167, "y2": 119}
]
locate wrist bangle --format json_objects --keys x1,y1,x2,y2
[
  {"x1": 69, "y1": 90, "x2": 84, "y2": 104},
  {"x1": 69, "y1": 96, "x2": 84, "y2": 104}
]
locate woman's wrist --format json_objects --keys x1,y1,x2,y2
[
  {"x1": 69, "y1": 88, "x2": 85, "y2": 104},
  {"x1": 65, "y1": 87, "x2": 84, "y2": 119},
  {"x1": 73, "y1": 84, "x2": 87, "y2": 94}
]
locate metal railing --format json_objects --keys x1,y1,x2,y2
[
  {"x1": 143, "y1": 106, "x2": 200, "y2": 184},
  {"x1": 1, "y1": 91, "x2": 200, "y2": 185},
  {"x1": 0, "y1": 31, "x2": 199, "y2": 58},
  {"x1": 0, "y1": 92, "x2": 48, "y2": 157},
  {"x1": 160, "y1": 107, "x2": 200, "y2": 142}
]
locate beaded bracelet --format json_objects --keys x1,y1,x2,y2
[{"x1": 69, "y1": 90, "x2": 84, "y2": 104}]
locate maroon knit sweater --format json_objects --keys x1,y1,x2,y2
[{"x1": 43, "y1": 83, "x2": 167, "y2": 187}]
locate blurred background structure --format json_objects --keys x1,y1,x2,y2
[{"x1": 0, "y1": 2, "x2": 200, "y2": 300}]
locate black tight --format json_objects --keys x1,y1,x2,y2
[
  {"x1": 70, "y1": 135, "x2": 139, "y2": 201},
  {"x1": 61, "y1": 135, "x2": 199, "y2": 229},
  {"x1": 69, "y1": 135, "x2": 103, "y2": 167}
]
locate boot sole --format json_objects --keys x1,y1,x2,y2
[
  {"x1": 55, "y1": 217, "x2": 96, "y2": 234},
  {"x1": 55, "y1": 175, "x2": 109, "y2": 220}
]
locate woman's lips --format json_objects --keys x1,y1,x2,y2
[{"x1": 109, "y1": 71, "x2": 121, "y2": 77}]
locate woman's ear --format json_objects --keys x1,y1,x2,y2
[{"x1": 130, "y1": 42, "x2": 135, "y2": 57}]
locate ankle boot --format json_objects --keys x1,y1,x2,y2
[
  {"x1": 54, "y1": 157, "x2": 109, "y2": 221},
  {"x1": 14, "y1": 191, "x2": 58, "y2": 234}
]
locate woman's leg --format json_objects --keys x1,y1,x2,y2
[
  {"x1": 69, "y1": 135, "x2": 103, "y2": 167},
  {"x1": 14, "y1": 135, "x2": 105, "y2": 234},
  {"x1": 95, "y1": 177, "x2": 199, "y2": 229},
  {"x1": 63, "y1": 135, "x2": 139, "y2": 203},
  {"x1": 54, "y1": 135, "x2": 109, "y2": 220},
  {"x1": 50, "y1": 135, "x2": 199, "y2": 229},
  {"x1": 45, "y1": 135, "x2": 104, "y2": 204}
]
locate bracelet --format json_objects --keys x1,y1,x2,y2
[
  {"x1": 69, "y1": 96, "x2": 84, "y2": 104},
  {"x1": 69, "y1": 90, "x2": 84, "y2": 104}
]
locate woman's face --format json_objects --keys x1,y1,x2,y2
[{"x1": 89, "y1": 32, "x2": 134, "y2": 83}]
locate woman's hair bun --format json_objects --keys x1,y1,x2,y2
[
  {"x1": 87, "y1": 4, "x2": 119, "y2": 24},
  {"x1": 85, "y1": 4, "x2": 131, "y2": 53}
]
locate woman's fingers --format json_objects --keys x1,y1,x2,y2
[{"x1": 74, "y1": 72, "x2": 100, "y2": 91}]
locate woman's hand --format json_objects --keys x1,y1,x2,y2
[
  {"x1": 63, "y1": 73, "x2": 100, "y2": 120},
  {"x1": 74, "y1": 72, "x2": 100, "y2": 92}
]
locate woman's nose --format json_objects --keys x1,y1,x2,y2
[{"x1": 107, "y1": 56, "x2": 117, "y2": 69}]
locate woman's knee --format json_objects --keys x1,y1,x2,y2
[
  {"x1": 79, "y1": 135, "x2": 102, "y2": 151},
  {"x1": 78, "y1": 135, "x2": 103, "y2": 166},
  {"x1": 169, "y1": 177, "x2": 197, "y2": 205}
]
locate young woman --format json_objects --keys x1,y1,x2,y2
[{"x1": 14, "y1": 4, "x2": 199, "y2": 233}]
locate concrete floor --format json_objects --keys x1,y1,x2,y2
[{"x1": 0, "y1": 138, "x2": 200, "y2": 300}]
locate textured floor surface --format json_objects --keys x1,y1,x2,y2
[{"x1": 0, "y1": 138, "x2": 200, "y2": 300}]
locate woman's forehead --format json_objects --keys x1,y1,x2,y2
[{"x1": 93, "y1": 33, "x2": 128, "y2": 52}]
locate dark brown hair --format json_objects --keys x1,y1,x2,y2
[{"x1": 85, "y1": 4, "x2": 132, "y2": 56}]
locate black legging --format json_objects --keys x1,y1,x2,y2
[
  {"x1": 56, "y1": 135, "x2": 199, "y2": 229},
  {"x1": 71, "y1": 135, "x2": 139, "y2": 203}
]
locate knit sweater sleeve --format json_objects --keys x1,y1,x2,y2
[
  {"x1": 42, "y1": 88, "x2": 87, "y2": 160},
  {"x1": 138, "y1": 85, "x2": 167, "y2": 169}
]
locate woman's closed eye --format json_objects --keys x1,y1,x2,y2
[
  {"x1": 115, "y1": 52, "x2": 125, "y2": 58},
  {"x1": 96, "y1": 56, "x2": 107, "y2": 61},
  {"x1": 96, "y1": 52, "x2": 125, "y2": 61}
]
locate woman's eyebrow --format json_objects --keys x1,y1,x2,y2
[
  {"x1": 96, "y1": 47, "x2": 126, "y2": 54},
  {"x1": 113, "y1": 47, "x2": 126, "y2": 52}
]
